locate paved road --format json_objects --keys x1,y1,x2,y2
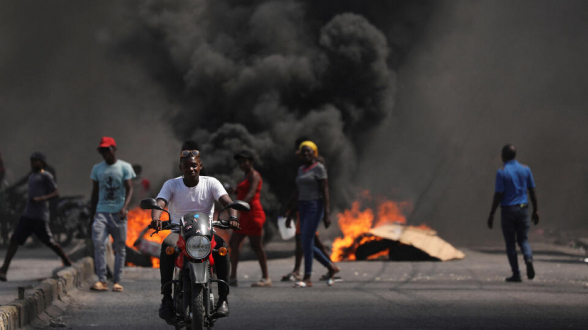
[{"x1": 47, "y1": 243, "x2": 587, "y2": 330}]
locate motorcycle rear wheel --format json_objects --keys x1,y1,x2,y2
[{"x1": 191, "y1": 284, "x2": 205, "y2": 330}]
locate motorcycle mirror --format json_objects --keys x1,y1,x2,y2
[
  {"x1": 140, "y1": 198, "x2": 163, "y2": 210},
  {"x1": 228, "y1": 200, "x2": 250, "y2": 212}
]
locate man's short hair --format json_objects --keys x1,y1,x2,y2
[
  {"x1": 502, "y1": 144, "x2": 516, "y2": 161},
  {"x1": 30, "y1": 152, "x2": 47, "y2": 167},
  {"x1": 180, "y1": 151, "x2": 201, "y2": 163}
]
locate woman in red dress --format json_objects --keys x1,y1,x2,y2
[{"x1": 228, "y1": 150, "x2": 270, "y2": 287}]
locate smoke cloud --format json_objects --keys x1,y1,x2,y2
[
  {"x1": 117, "y1": 0, "x2": 433, "y2": 212},
  {"x1": 0, "y1": 1, "x2": 179, "y2": 198},
  {"x1": 6, "y1": 0, "x2": 584, "y2": 246},
  {"x1": 360, "y1": 0, "x2": 588, "y2": 244}
]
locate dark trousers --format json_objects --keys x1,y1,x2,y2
[
  {"x1": 11, "y1": 216, "x2": 56, "y2": 246},
  {"x1": 501, "y1": 206, "x2": 533, "y2": 275},
  {"x1": 160, "y1": 233, "x2": 229, "y2": 298}
]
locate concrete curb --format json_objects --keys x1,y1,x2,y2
[{"x1": 0, "y1": 257, "x2": 94, "y2": 330}]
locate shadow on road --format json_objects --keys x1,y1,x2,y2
[{"x1": 473, "y1": 248, "x2": 584, "y2": 258}]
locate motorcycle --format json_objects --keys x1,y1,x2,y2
[
  {"x1": 0, "y1": 188, "x2": 89, "y2": 247},
  {"x1": 140, "y1": 198, "x2": 250, "y2": 330},
  {"x1": 52, "y1": 195, "x2": 91, "y2": 246}
]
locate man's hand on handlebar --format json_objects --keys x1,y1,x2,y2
[
  {"x1": 229, "y1": 216, "x2": 241, "y2": 230},
  {"x1": 151, "y1": 219, "x2": 163, "y2": 231}
]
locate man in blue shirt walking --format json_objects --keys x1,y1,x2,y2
[{"x1": 487, "y1": 144, "x2": 539, "y2": 282}]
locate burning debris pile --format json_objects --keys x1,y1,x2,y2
[
  {"x1": 124, "y1": 207, "x2": 168, "y2": 268},
  {"x1": 331, "y1": 192, "x2": 464, "y2": 262}
]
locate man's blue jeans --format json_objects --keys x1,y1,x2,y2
[
  {"x1": 298, "y1": 200, "x2": 331, "y2": 277},
  {"x1": 500, "y1": 206, "x2": 533, "y2": 276},
  {"x1": 92, "y1": 212, "x2": 127, "y2": 283}
]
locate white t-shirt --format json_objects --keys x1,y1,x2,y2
[{"x1": 156, "y1": 176, "x2": 228, "y2": 224}]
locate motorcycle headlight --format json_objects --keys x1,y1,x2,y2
[{"x1": 185, "y1": 236, "x2": 211, "y2": 259}]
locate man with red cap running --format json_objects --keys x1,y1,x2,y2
[{"x1": 89, "y1": 137, "x2": 136, "y2": 292}]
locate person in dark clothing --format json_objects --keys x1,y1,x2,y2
[
  {"x1": 7, "y1": 153, "x2": 59, "y2": 248},
  {"x1": 152, "y1": 149, "x2": 240, "y2": 320},
  {"x1": 487, "y1": 144, "x2": 539, "y2": 282},
  {"x1": 0, "y1": 152, "x2": 72, "y2": 281},
  {"x1": 8, "y1": 157, "x2": 58, "y2": 219}
]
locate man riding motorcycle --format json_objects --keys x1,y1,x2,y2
[{"x1": 151, "y1": 149, "x2": 240, "y2": 320}]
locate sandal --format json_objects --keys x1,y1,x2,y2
[
  {"x1": 293, "y1": 280, "x2": 312, "y2": 288},
  {"x1": 251, "y1": 278, "x2": 272, "y2": 287},
  {"x1": 319, "y1": 272, "x2": 343, "y2": 281},
  {"x1": 90, "y1": 281, "x2": 108, "y2": 291},
  {"x1": 281, "y1": 272, "x2": 301, "y2": 282},
  {"x1": 325, "y1": 265, "x2": 341, "y2": 286}
]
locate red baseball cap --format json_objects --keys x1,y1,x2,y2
[{"x1": 98, "y1": 136, "x2": 116, "y2": 148}]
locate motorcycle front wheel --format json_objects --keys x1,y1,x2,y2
[{"x1": 191, "y1": 284, "x2": 205, "y2": 330}]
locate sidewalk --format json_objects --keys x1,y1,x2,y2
[
  {"x1": 0, "y1": 239, "x2": 86, "y2": 306},
  {"x1": 0, "y1": 255, "x2": 93, "y2": 330}
]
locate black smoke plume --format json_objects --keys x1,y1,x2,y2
[{"x1": 118, "y1": 0, "x2": 434, "y2": 212}]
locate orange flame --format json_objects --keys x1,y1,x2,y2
[
  {"x1": 367, "y1": 249, "x2": 390, "y2": 260},
  {"x1": 125, "y1": 207, "x2": 169, "y2": 268},
  {"x1": 330, "y1": 191, "x2": 412, "y2": 262},
  {"x1": 331, "y1": 201, "x2": 373, "y2": 262},
  {"x1": 375, "y1": 200, "x2": 410, "y2": 227},
  {"x1": 413, "y1": 223, "x2": 434, "y2": 232}
]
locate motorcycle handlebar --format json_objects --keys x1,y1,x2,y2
[
  {"x1": 148, "y1": 220, "x2": 234, "y2": 232},
  {"x1": 148, "y1": 221, "x2": 179, "y2": 231},
  {"x1": 212, "y1": 220, "x2": 231, "y2": 230}
]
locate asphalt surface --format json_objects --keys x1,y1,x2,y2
[{"x1": 26, "y1": 241, "x2": 588, "y2": 330}]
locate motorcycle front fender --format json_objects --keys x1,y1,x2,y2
[{"x1": 188, "y1": 261, "x2": 209, "y2": 284}]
